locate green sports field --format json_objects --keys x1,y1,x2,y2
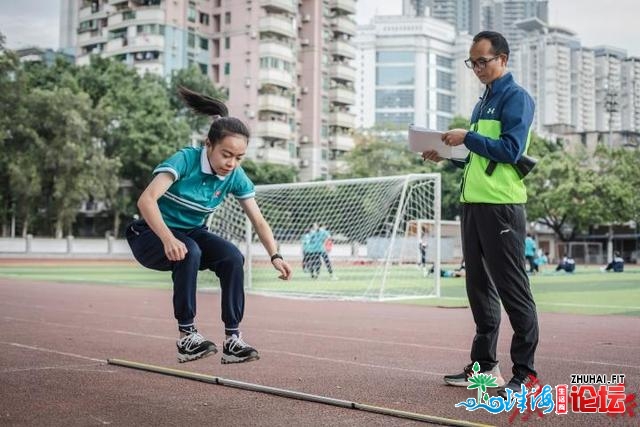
[{"x1": 0, "y1": 262, "x2": 638, "y2": 316}]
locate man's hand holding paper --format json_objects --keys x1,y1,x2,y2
[{"x1": 408, "y1": 125, "x2": 470, "y2": 161}]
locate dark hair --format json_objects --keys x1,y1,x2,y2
[
  {"x1": 178, "y1": 86, "x2": 250, "y2": 145},
  {"x1": 473, "y1": 31, "x2": 510, "y2": 59}
]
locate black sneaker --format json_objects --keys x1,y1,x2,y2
[
  {"x1": 444, "y1": 363, "x2": 505, "y2": 387},
  {"x1": 496, "y1": 373, "x2": 540, "y2": 399},
  {"x1": 176, "y1": 330, "x2": 217, "y2": 363},
  {"x1": 221, "y1": 333, "x2": 259, "y2": 364}
]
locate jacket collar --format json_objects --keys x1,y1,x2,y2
[{"x1": 486, "y1": 72, "x2": 513, "y2": 96}]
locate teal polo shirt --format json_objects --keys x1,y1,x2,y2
[{"x1": 153, "y1": 146, "x2": 255, "y2": 229}]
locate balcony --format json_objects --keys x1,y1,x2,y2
[
  {"x1": 257, "y1": 147, "x2": 292, "y2": 165},
  {"x1": 329, "y1": 134, "x2": 354, "y2": 151},
  {"x1": 258, "y1": 94, "x2": 293, "y2": 114},
  {"x1": 331, "y1": 16, "x2": 356, "y2": 36},
  {"x1": 259, "y1": 41, "x2": 295, "y2": 63},
  {"x1": 329, "y1": 87, "x2": 355, "y2": 105},
  {"x1": 256, "y1": 120, "x2": 292, "y2": 140},
  {"x1": 136, "y1": 8, "x2": 165, "y2": 21},
  {"x1": 329, "y1": 63, "x2": 355, "y2": 82},
  {"x1": 260, "y1": 0, "x2": 296, "y2": 14},
  {"x1": 330, "y1": 39, "x2": 356, "y2": 59},
  {"x1": 328, "y1": 111, "x2": 355, "y2": 128},
  {"x1": 259, "y1": 15, "x2": 295, "y2": 39},
  {"x1": 329, "y1": 0, "x2": 356, "y2": 14},
  {"x1": 78, "y1": 29, "x2": 107, "y2": 46},
  {"x1": 259, "y1": 68, "x2": 295, "y2": 88}
]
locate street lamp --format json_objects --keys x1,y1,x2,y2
[{"x1": 604, "y1": 90, "x2": 619, "y2": 147}]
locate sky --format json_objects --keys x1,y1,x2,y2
[{"x1": 0, "y1": 0, "x2": 638, "y2": 57}]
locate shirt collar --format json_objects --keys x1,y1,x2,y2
[
  {"x1": 487, "y1": 72, "x2": 513, "y2": 96},
  {"x1": 200, "y1": 147, "x2": 227, "y2": 180}
]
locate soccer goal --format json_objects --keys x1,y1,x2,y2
[{"x1": 208, "y1": 174, "x2": 442, "y2": 300}]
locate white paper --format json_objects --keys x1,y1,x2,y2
[{"x1": 408, "y1": 125, "x2": 469, "y2": 160}]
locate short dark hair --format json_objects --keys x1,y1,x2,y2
[
  {"x1": 178, "y1": 86, "x2": 250, "y2": 145},
  {"x1": 473, "y1": 31, "x2": 510, "y2": 59}
]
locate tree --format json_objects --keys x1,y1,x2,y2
[
  {"x1": 22, "y1": 87, "x2": 118, "y2": 237},
  {"x1": 241, "y1": 159, "x2": 297, "y2": 185},
  {"x1": 525, "y1": 142, "x2": 639, "y2": 241}
]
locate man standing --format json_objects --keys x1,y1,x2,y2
[{"x1": 422, "y1": 31, "x2": 539, "y2": 398}]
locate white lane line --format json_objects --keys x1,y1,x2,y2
[
  {"x1": 1, "y1": 363, "x2": 115, "y2": 374},
  {"x1": 0, "y1": 341, "x2": 105, "y2": 363}
]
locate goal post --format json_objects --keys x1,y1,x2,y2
[{"x1": 208, "y1": 174, "x2": 442, "y2": 300}]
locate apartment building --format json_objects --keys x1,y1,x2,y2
[
  {"x1": 621, "y1": 57, "x2": 640, "y2": 132},
  {"x1": 63, "y1": 0, "x2": 357, "y2": 180},
  {"x1": 594, "y1": 46, "x2": 625, "y2": 133}
]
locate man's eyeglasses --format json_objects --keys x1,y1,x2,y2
[{"x1": 464, "y1": 55, "x2": 500, "y2": 70}]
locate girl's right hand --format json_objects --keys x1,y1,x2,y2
[{"x1": 163, "y1": 236, "x2": 188, "y2": 261}]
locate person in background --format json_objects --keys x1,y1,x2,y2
[
  {"x1": 525, "y1": 233, "x2": 538, "y2": 274},
  {"x1": 602, "y1": 251, "x2": 624, "y2": 272},
  {"x1": 555, "y1": 254, "x2": 576, "y2": 273},
  {"x1": 126, "y1": 87, "x2": 292, "y2": 365}
]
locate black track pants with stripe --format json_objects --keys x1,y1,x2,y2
[{"x1": 461, "y1": 203, "x2": 539, "y2": 378}]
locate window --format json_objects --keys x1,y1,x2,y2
[
  {"x1": 224, "y1": 62, "x2": 230, "y2": 75},
  {"x1": 199, "y1": 63, "x2": 207, "y2": 74},
  {"x1": 436, "y1": 115, "x2": 452, "y2": 131},
  {"x1": 375, "y1": 89, "x2": 414, "y2": 108},
  {"x1": 188, "y1": 32, "x2": 195, "y2": 48},
  {"x1": 199, "y1": 37, "x2": 208, "y2": 50},
  {"x1": 199, "y1": 13, "x2": 209, "y2": 25},
  {"x1": 436, "y1": 70, "x2": 453, "y2": 90},
  {"x1": 187, "y1": 2, "x2": 196, "y2": 22},
  {"x1": 376, "y1": 66, "x2": 414, "y2": 85},
  {"x1": 376, "y1": 51, "x2": 414, "y2": 63},
  {"x1": 437, "y1": 93, "x2": 454, "y2": 113},
  {"x1": 436, "y1": 55, "x2": 453, "y2": 68},
  {"x1": 224, "y1": 37, "x2": 230, "y2": 49},
  {"x1": 375, "y1": 112, "x2": 414, "y2": 126},
  {"x1": 224, "y1": 12, "x2": 231, "y2": 24},
  {"x1": 123, "y1": 11, "x2": 136, "y2": 20}
]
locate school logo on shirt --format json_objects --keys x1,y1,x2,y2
[{"x1": 213, "y1": 191, "x2": 221, "y2": 198}]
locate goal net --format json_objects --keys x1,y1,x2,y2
[{"x1": 208, "y1": 174, "x2": 442, "y2": 300}]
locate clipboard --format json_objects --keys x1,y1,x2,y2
[{"x1": 408, "y1": 124, "x2": 469, "y2": 160}]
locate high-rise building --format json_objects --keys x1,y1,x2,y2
[
  {"x1": 354, "y1": 14, "x2": 481, "y2": 131},
  {"x1": 621, "y1": 57, "x2": 640, "y2": 132},
  {"x1": 426, "y1": 0, "x2": 482, "y2": 35},
  {"x1": 60, "y1": 0, "x2": 79, "y2": 55},
  {"x1": 594, "y1": 47, "x2": 625, "y2": 133},
  {"x1": 514, "y1": 18, "x2": 597, "y2": 133},
  {"x1": 63, "y1": 0, "x2": 357, "y2": 180},
  {"x1": 493, "y1": 0, "x2": 547, "y2": 47}
]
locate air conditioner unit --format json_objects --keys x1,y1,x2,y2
[
  {"x1": 249, "y1": 31, "x2": 257, "y2": 39},
  {"x1": 300, "y1": 159, "x2": 310, "y2": 167},
  {"x1": 302, "y1": 14, "x2": 311, "y2": 23},
  {"x1": 244, "y1": 77, "x2": 251, "y2": 87},
  {"x1": 300, "y1": 38, "x2": 310, "y2": 46},
  {"x1": 246, "y1": 110, "x2": 255, "y2": 118},
  {"x1": 256, "y1": 149, "x2": 264, "y2": 158},
  {"x1": 300, "y1": 135, "x2": 310, "y2": 143},
  {"x1": 301, "y1": 86, "x2": 309, "y2": 94}
]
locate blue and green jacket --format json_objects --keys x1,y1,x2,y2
[{"x1": 455, "y1": 72, "x2": 535, "y2": 203}]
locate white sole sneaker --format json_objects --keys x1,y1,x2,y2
[
  {"x1": 221, "y1": 353, "x2": 260, "y2": 364},
  {"x1": 177, "y1": 347, "x2": 217, "y2": 363}
]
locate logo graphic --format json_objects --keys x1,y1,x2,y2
[
  {"x1": 500, "y1": 229, "x2": 510, "y2": 234},
  {"x1": 454, "y1": 365, "x2": 636, "y2": 421},
  {"x1": 486, "y1": 107, "x2": 496, "y2": 115}
]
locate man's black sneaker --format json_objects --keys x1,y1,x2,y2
[
  {"x1": 496, "y1": 373, "x2": 540, "y2": 399},
  {"x1": 444, "y1": 363, "x2": 505, "y2": 387},
  {"x1": 176, "y1": 330, "x2": 217, "y2": 363},
  {"x1": 221, "y1": 333, "x2": 259, "y2": 364}
]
